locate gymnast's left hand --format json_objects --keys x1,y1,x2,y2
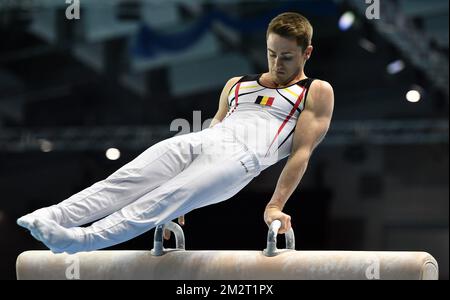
[
  {"x1": 164, "y1": 215, "x2": 185, "y2": 240},
  {"x1": 264, "y1": 207, "x2": 292, "y2": 234}
]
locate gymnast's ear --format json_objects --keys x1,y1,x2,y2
[{"x1": 304, "y1": 45, "x2": 313, "y2": 60}]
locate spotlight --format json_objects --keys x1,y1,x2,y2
[
  {"x1": 106, "y1": 148, "x2": 121, "y2": 160},
  {"x1": 386, "y1": 60, "x2": 405, "y2": 74},
  {"x1": 406, "y1": 89, "x2": 421, "y2": 103},
  {"x1": 38, "y1": 139, "x2": 53, "y2": 152},
  {"x1": 358, "y1": 38, "x2": 377, "y2": 53},
  {"x1": 339, "y1": 11, "x2": 355, "y2": 31}
]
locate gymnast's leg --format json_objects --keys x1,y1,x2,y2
[
  {"x1": 32, "y1": 135, "x2": 261, "y2": 253},
  {"x1": 17, "y1": 131, "x2": 205, "y2": 231}
]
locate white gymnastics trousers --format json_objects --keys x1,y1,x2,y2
[{"x1": 30, "y1": 126, "x2": 261, "y2": 253}]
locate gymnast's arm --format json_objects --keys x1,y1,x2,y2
[
  {"x1": 209, "y1": 77, "x2": 242, "y2": 128},
  {"x1": 263, "y1": 80, "x2": 334, "y2": 234}
]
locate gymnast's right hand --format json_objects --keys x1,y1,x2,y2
[
  {"x1": 264, "y1": 207, "x2": 292, "y2": 234},
  {"x1": 164, "y1": 215, "x2": 185, "y2": 240}
]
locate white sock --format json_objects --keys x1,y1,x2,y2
[
  {"x1": 32, "y1": 219, "x2": 78, "y2": 254},
  {"x1": 17, "y1": 214, "x2": 38, "y2": 231}
]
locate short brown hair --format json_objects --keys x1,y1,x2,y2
[{"x1": 266, "y1": 12, "x2": 313, "y2": 52}]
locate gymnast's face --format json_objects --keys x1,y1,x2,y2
[{"x1": 266, "y1": 33, "x2": 312, "y2": 85}]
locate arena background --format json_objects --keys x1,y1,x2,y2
[{"x1": 0, "y1": 0, "x2": 448, "y2": 280}]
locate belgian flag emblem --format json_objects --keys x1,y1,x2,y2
[{"x1": 255, "y1": 96, "x2": 274, "y2": 107}]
